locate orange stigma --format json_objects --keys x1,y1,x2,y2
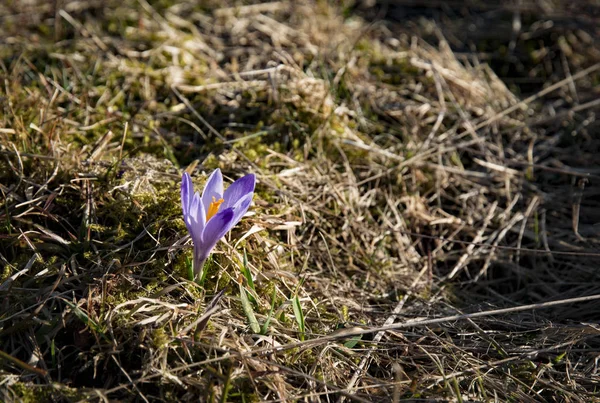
[{"x1": 206, "y1": 196, "x2": 224, "y2": 220}]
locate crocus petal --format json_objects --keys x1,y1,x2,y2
[
  {"x1": 181, "y1": 172, "x2": 194, "y2": 216},
  {"x1": 187, "y1": 191, "x2": 205, "y2": 241},
  {"x1": 222, "y1": 174, "x2": 255, "y2": 210},
  {"x1": 230, "y1": 192, "x2": 254, "y2": 228},
  {"x1": 202, "y1": 169, "x2": 224, "y2": 213},
  {"x1": 197, "y1": 208, "x2": 235, "y2": 260}
]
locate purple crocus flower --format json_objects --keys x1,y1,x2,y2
[{"x1": 181, "y1": 169, "x2": 255, "y2": 279}]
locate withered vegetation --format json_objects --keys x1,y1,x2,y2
[{"x1": 1, "y1": 0, "x2": 600, "y2": 401}]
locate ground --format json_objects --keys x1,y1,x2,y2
[{"x1": 1, "y1": 0, "x2": 600, "y2": 402}]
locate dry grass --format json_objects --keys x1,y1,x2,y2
[{"x1": 1, "y1": 0, "x2": 600, "y2": 401}]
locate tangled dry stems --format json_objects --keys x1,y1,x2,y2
[{"x1": 1, "y1": 0, "x2": 600, "y2": 401}]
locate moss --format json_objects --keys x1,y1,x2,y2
[
  {"x1": 151, "y1": 327, "x2": 170, "y2": 350},
  {"x1": 8, "y1": 382, "x2": 84, "y2": 402},
  {"x1": 10, "y1": 383, "x2": 52, "y2": 402},
  {"x1": 0, "y1": 264, "x2": 12, "y2": 282},
  {"x1": 341, "y1": 304, "x2": 349, "y2": 322},
  {"x1": 43, "y1": 255, "x2": 59, "y2": 267},
  {"x1": 104, "y1": 283, "x2": 148, "y2": 307}
]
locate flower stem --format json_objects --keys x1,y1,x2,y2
[{"x1": 193, "y1": 251, "x2": 207, "y2": 283}]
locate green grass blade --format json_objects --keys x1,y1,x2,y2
[
  {"x1": 241, "y1": 248, "x2": 256, "y2": 304},
  {"x1": 62, "y1": 299, "x2": 101, "y2": 333},
  {"x1": 260, "y1": 287, "x2": 278, "y2": 335},
  {"x1": 186, "y1": 255, "x2": 194, "y2": 282},
  {"x1": 291, "y1": 295, "x2": 305, "y2": 341},
  {"x1": 239, "y1": 283, "x2": 260, "y2": 333},
  {"x1": 343, "y1": 335, "x2": 362, "y2": 349}
]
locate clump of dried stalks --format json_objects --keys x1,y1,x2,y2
[{"x1": 1, "y1": 0, "x2": 599, "y2": 401}]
